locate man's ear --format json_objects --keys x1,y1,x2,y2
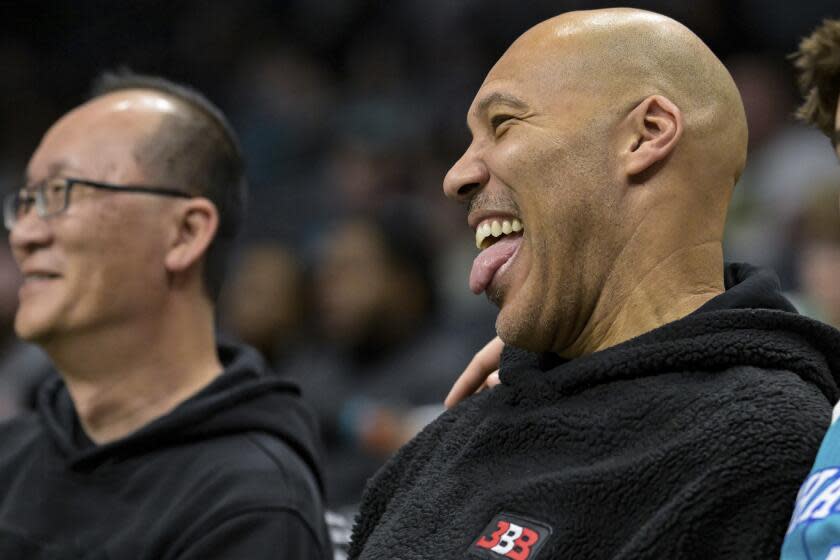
[
  {"x1": 621, "y1": 95, "x2": 683, "y2": 178},
  {"x1": 164, "y1": 198, "x2": 219, "y2": 274}
]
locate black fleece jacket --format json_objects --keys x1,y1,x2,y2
[
  {"x1": 349, "y1": 264, "x2": 840, "y2": 560},
  {"x1": 0, "y1": 340, "x2": 331, "y2": 559}
]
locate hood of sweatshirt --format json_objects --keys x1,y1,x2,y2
[
  {"x1": 36, "y1": 338, "x2": 324, "y2": 493},
  {"x1": 500, "y1": 263, "x2": 840, "y2": 406}
]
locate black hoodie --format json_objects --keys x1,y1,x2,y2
[
  {"x1": 349, "y1": 264, "x2": 840, "y2": 559},
  {"x1": 0, "y1": 340, "x2": 331, "y2": 559}
]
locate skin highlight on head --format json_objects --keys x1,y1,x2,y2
[
  {"x1": 445, "y1": 8, "x2": 748, "y2": 357},
  {"x1": 13, "y1": 89, "x2": 222, "y2": 443}
]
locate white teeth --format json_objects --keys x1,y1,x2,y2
[{"x1": 475, "y1": 218, "x2": 525, "y2": 249}]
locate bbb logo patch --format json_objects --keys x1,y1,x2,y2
[{"x1": 468, "y1": 512, "x2": 553, "y2": 560}]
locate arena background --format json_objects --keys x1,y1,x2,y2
[{"x1": 1, "y1": 0, "x2": 839, "y2": 508}]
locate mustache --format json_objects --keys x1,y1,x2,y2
[{"x1": 467, "y1": 191, "x2": 521, "y2": 216}]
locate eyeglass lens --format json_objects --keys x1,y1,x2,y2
[{"x1": 3, "y1": 179, "x2": 70, "y2": 230}]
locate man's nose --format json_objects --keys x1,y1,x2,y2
[
  {"x1": 443, "y1": 145, "x2": 489, "y2": 203},
  {"x1": 9, "y1": 210, "x2": 52, "y2": 256}
]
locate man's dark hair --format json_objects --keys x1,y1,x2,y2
[
  {"x1": 792, "y1": 19, "x2": 840, "y2": 139},
  {"x1": 90, "y1": 69, "x2": 247, "y2": 302}
]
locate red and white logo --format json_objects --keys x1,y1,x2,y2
[{"x1": 469, "y1": 512, "x2": 552, "y2": 560}]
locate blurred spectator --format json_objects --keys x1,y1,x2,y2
[
  {"x1": 793, "y1": 187, "x2": 840, "y2": 327},
  {"x1": 780, "y1": 17, "x2": 840, "y2": 560},
  {"x1": 228, "y1": 44, "x2": 338, "y2": 245},
  {"x1": 231, "y1": 44, "x2": 335, "y2": 186},
  {"x1": 725, "y1": 53, "x2": 840, "y2": 284},
  {"x1": 284, "y1": 207, "x2": 476, "y2": 508},
  {"x1": 221, "y1": 242, "x2": 308, "y2": 368}
]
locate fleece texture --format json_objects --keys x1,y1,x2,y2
[
  {"x1": 0, "y1": 339, "x2": 331, "y2": 559},
  {"x1": 349, "y1": 264, "x2": 840, "y2": 559}
]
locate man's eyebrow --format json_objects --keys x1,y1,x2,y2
[
  {"x1": 474, "y1": 92, "x2": 529, "y2": 116},
  {"x1": 24, "y1": 160, "x2": 76, "y2": 185}
]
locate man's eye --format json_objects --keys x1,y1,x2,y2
[
  {"x1": 490, "y1": 114, "x2": 514, "y2": 132},
  {"x1": 46, "y1": 179, "x2": 65, "y2": 193}
]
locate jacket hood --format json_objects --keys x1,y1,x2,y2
[
  {"x1": 37, "y1": 339, "x2": 324, "y2": 492},
  {"x1": 500, "y1": 263, "x2": 840, "y2": 405}
]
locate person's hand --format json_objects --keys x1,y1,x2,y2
[{"x1": 445, "y1": 336, "x2": 504, "y2": 408}]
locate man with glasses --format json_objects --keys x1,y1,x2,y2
[
  {"x1": 0, "y1": 71, "x2": 330, "y2": 558},
  {"x1": 783, "y1": 18, "x2": 840, "y2": 560}
]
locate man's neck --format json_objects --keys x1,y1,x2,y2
[
  {"x1": 44, "y1": 300, "x2": 222, "y2": 445},
  {"x1": 561, "y1": 241, "x2": 725, "y2": 357}
]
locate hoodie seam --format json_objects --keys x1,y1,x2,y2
[{"x1": 245, "y1": 431, "x2": 324, "y2": 495}]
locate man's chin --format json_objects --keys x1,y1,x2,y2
[
  {"x1": 14, "y1": 314, "x2": 54, "y2": 344},
  {"x1": 495, "y1": 306, "x2": 549, "y2": 353}
]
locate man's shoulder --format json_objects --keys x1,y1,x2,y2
[
  {"x1": 136, "y1": 430, "x2": 327, "y2": 553},
  {"x1": 701, "y1": 364, "x2": 830, "y2": 426},
  {"x1": 371, "y1": 363, "x2": 831, "y2": 495},
  {"x1": 608, "y1": 363, "x2": 831, "y2": 454},
  {"x1": 0, "y1": 412, "x2": 45, "y2": 451},
  {"x1": 163, "y1": 429, "x2": 321, "y2": 501}
]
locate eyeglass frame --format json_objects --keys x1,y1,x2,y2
[{"x1": 3, "y1": 176, "x2": 195, "y2": 231}]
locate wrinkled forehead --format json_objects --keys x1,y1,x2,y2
[
  {"x1": 468, "y1": 34, "x2": 595, "y2": 122},
  {"x1": 484, "y1": 29, "x2": 572, "y2": 86}
]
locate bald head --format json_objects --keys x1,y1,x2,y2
[
  {"x1": 445, "y1": 9, "x2": 746, "y2": 354},
  {"x1": 489, "y1": 8, "x2": 748, "y2": 187}
]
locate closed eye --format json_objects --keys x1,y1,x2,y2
[{"x1": 490, "y1": 114, "x2": 515, "y2": 133}]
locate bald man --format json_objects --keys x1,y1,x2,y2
[
  {"x1": 348, "y1": 9, "x2": 840, "y2": 559},
  {"x1": 782, "y1": 18, "x2": 840, "y2": 560},
  {"x1": 0, "y1": 71, "x2": 330, "y2": 557}
]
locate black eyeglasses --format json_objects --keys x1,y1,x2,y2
[{"x1": 3, "y1": 176, "x2": 194, "y2": 230}]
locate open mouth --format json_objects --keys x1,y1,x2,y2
[
  {"x1": 475, "y1": 218, "x2": 524, "y2": 250},
  {"x1": 469, "y1": 217, "x2": 525, "y2": 295}
]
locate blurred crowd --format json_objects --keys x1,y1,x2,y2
[{"x1": 1, "y1": 0, "x2": 839, "y2": 509}]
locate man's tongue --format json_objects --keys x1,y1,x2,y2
[{"x1": 469, "y1": 235, "x2": 522, "y2": 294}]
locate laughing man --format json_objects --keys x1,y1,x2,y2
[{"x1": 349, "y1": 9, "x2": 840, "y2": 559}]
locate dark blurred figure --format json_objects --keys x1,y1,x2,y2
[
  {"x1": 221, "y1": 242, "x2": 307, "y2": 368},
  {"x1": 0, "y1": 239, "x2": 52, "y2": 420},
  {"x1": 285, "y1": 207, "x2": 474, "y2": 509},
  {"x1": 228, "y1": 44, "x2": 338, "y2": 245}
]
